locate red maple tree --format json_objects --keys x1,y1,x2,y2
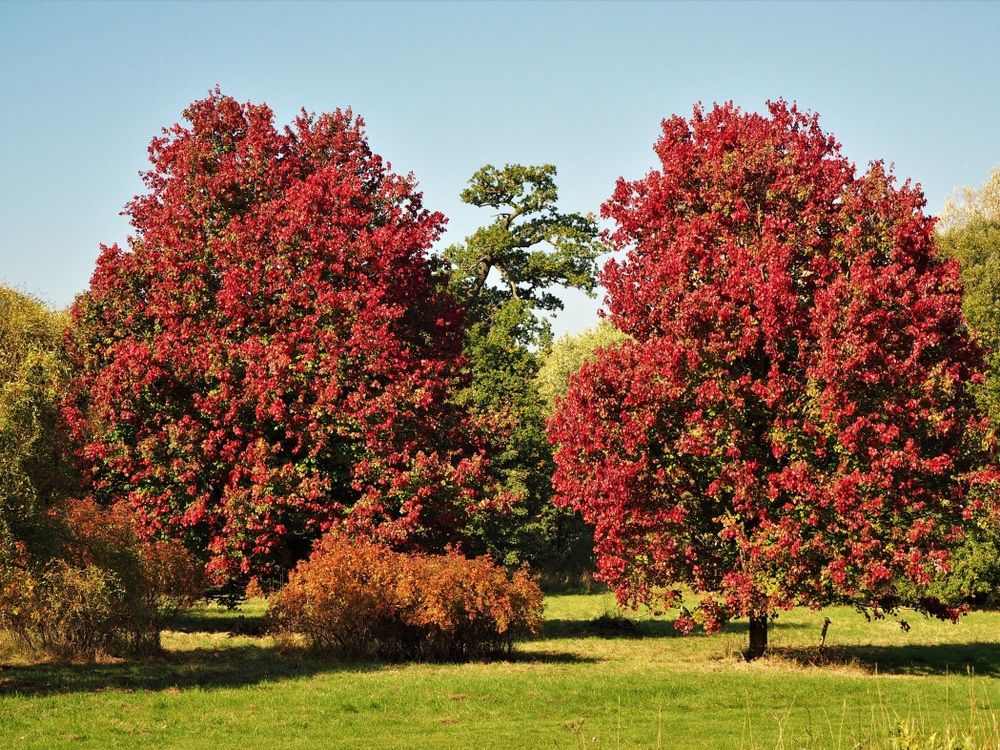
[
  {"x1": 549, "y1": 101, "x2": 996, "y2": 658},
  {"x1": 67, "y1": 90, "x2": 496, "y2": 587}
]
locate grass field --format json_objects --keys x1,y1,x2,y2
[{"x1": 2, "y1": 593, "x2": 1000, "y2": 748}]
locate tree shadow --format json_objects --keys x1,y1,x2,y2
[
  {"x1": 0, "y1": 642, "x2": 355, "y2": 698},
  {"x1": 507, "y1": 649, "x2": 598, "y2": 665},
  {"x1": 0, "y1": 621, "x2": 595, "y2": 698},
  {"x1": 170, "y1": 608, "x2": 266, "y2": 635},
  {"x1": 541, "y1": 614, "x2": 802, "y2": 640},
  {"x1": 772, "y1": 641, "x2": 1000, "y2": 677}
]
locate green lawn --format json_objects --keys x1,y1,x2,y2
[{"x1": 2, "y1": 594, "x2": 1000, "y2": 748}]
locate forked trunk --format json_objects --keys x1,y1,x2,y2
[{"x1": 746, "y1": 613, "x2": 768, "y2": 661}]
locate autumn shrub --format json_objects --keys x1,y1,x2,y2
[
  {"x1": 409, "y1": 552, "x2": 544, "y2": 660},
  {"x1": 1, "y1": 559, "x2": 122, "y2": 660},
  {"x1": 59, "y1": 498, "x2": 206, "y2": 654},
  {"x1": 0, "y1": 532, "x2": 34, "y2": 642},
  {"x1": 266, "y1": 533, "x2": 543, "y2": 661},
  {"x1": 264, "y1": 535, "x2": 413, "y2": 658},
  {"x1": 0, "y1": 499, "x2": 205, "y2": 659}
]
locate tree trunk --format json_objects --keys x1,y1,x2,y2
[{"x1": 746, "y1": 613, "x2": 768, "y2": 661}]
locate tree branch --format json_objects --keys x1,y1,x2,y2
[
  {"x1": 467, "y1": 257, "x2": 492, "y2": 299},
  {"x1": 495, "y1": 263, "x2": 521, "y2": 301}
]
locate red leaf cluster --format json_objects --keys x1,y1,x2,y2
[
  {"x1": 66, "y1": 90, "x2": 495, "y2": 584},
  {"x1": 550, "y1": 101, "x2": 997, "y2": 628}
]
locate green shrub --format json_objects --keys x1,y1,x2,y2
[
  {"x1": 2, "y1": 560, "x2": 122, "y2": 661},
  {"x1": 266, "y1": 533, "x2": 543, "y2": 661},
  {"x1": 0, "y1": 499, "x2": 205, "y2": 659}
]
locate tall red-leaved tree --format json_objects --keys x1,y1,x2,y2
[
  {"x1": 68, "y1": 91, "x2": 495, "y2": 587},
  {"x1": 549, "y1": 101, "x2": 996, "y2": 658}
]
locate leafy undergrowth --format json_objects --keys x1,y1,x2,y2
[{"x1": 2, "y1": 595, "x2": 1000, "y2": 748}]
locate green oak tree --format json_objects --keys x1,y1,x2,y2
[
  {"x1": 446, "y1": 164, "x2": 603, "y2": 337},
  {"x1": 446, "y1": 164, "x2": 604, "y2": 579}
]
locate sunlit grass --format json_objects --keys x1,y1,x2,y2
[{"x1": 2, "y1": 594, "x2": 1000, "y2": 748}]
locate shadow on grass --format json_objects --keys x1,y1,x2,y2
[
  {"x1": 507, "y1": 649, "x2": 598, "y2": 665},
  {"x1": 0, "y1": 642, "x2": 356, "y2": 698},
  {"x1": 772, "y1": 641, "x2": 1000, "y2": 677},
  {"x1": 0, "y1": 616, "x2": 595, "y2": 699},
  {"x1": 0, "y1": 641, "x2": 596, "y2": 698},
  {"x1": 170, "y1": 608, "x2": 266, "y2": 635},
  {"x1": 542, "y1": 615, "x2": 803, "y2": 640}
]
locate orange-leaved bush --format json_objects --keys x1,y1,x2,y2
[
  {"x1": 59, "y1": 498, "x2": 206, "y2": 653},
  {"x1": 266, "y1": 533, "x2": 543, "y2": 661}
]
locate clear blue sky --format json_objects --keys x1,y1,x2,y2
[{"x1": 2, "y1": 0, "x2": 998, "y2": 336}]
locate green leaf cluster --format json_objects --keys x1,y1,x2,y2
[
  {"x1": 445, "y1": 163, "x2": 603, "y2": 342},
  {"x1": 934, "y1": 165, "x2": 1000, "y2": 607},
  {"x1": 937, "y1": 196, "x2": 1000, "y2": 425}
]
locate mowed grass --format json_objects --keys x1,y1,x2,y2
[{"x1": 2, "y1": 594, "x2": 1000, "y2": 749}]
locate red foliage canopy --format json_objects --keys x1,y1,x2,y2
[
  {"x1": 550, "y1": 101, "x2": 996, "y2": 632},
  {"x1": 67, "y1": 91, "x2": 493, "y2": 584}
]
